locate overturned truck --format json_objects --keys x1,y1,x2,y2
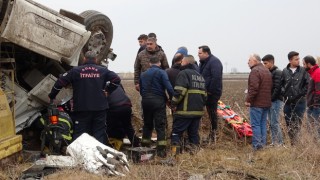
[{"x1": 0, "y1": 0, "x2": 115, "y2": 159}]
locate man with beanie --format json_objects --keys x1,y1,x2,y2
[
  {"x1": 48, "y1": 51, "x2": 120, "y2": 144},
  {"x1": 170, "y1": 55, "x2": 207, "y2": 157},
  {"x1": 245, "y1": 54, "x2": 272, "y2": 150},
  {"x1": 139, "y1": 56, "x2": 174, "y2": 158},
  {"x1": 281, "y1": 51, "x2": 309, "y2": 145},
  {"x1": 198, "y1": 45, "x2": 223, "y2": 143},
  {"x1": 171, "y1": 47, "x2": 188, "y2": 66},
  {"x1": 303, "y1": 55, "x2": 320, "y2": 140},
  {"x1": 262, "y1": 54, "x2": 284, "y2": 146}
]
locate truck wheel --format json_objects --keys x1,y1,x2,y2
[
  {"x1": 79, "y1": 10, "x2": 113, "y2": 64},
  {"x1": 0, "y1": 0, "x2": 8, "y2": 24}
]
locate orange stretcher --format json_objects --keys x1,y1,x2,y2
[{"x1": 217, "y1": 101, "x2": 253, "y2": 138}]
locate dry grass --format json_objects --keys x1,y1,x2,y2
[{"x1": 1, "y1": 79, "x2": 320, "y2": 179}]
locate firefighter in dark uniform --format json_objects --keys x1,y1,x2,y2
[
  {"x1": 171, "y1": 55, "x2": 207, "y2": 156},
  {"x1": 106, "y1": 83, "x2": 140, "y2": 150},
  {"x1": 48, "y1": 51, "x2": 120, "y2": 144},
  {"x1": 139, "y1": 56, "x2": 174, "y2": 158}
]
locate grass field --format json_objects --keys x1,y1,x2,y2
[{"x1": 1, "y1": 79, "x2": 320, "y2": 179}]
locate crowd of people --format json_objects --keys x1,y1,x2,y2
[{"x1": 48, "y1": 32, "x2": 320, "y2": 161}]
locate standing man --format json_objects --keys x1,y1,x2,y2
[
  {"x1": 303, "y1": 55, "x2": 320, "y2": 139},
  {"x1": 245, "y1": 54, "x2": 272, "y2": 150},
  {"x1": 281, "y1": 51, "x2": 309, "y2": 145},
  {"x1": 139, "y1": 57, "x2": 174, "y2": 158},
  {"x1": 48, "y1": 51, "x2": 120, "y2": 144},
  {"x1": 166, "y1": 53, "x2": 183, "y2": 88},
  {"x1": 170, "y1": 55, "x2": 207, "y2": 156},
  {"x1": 171, "y1": 47, "x2": 188, "y2": 66},
  {"x1": 198, "y1": 45, "x2": 223, "y2": 142},
  {"x1": 262, "y1": 54, "x2": 284, "y2": 146},
  {"x1": 134, "y1": 37, "x2": 169, "y2": 91},
  {"x1": 137, "y1": 34, "x2": 148, "y2": 54},
  {"x1": 148, "y1": 32, "x2": 164, "y2": 52}
]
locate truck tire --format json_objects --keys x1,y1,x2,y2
[
  {"x1": 0, "y1": 0, "x2": 8, "y2": 24},
  {"x1": 79, "y1": 10, "x2": 113, "y2": 64}
]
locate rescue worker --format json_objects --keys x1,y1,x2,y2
[
  {"x1": 106, "y1": 83, "x2": 140, "y2": 150},
  {"x1": 48, "y1": 51, "x2": 120, "y2": 144},
  {"x1": 139, "y1": 56, "x2": 174, "y2": 158},
  {"x1": 171, "y1": 55, "x2": 207, "y2": 156}
]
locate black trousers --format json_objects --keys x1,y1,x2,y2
[
  {"x1": 72, "y1": 110, "x2": 107, "y2": 144},
  {"x1": 206, "y1": 95, "x2": 219, "y2": 136},
  {"x1": 171, "y1": 116, "x2": 201, "y2": 145},
  {"x1": 106, "y1": 106, "x2": 139, "y2": 146},
  {"x1": 141, "y1": 96, "x2": 167, "y2": 146}
]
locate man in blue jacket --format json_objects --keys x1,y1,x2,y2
[
  {"x1": 139, "y1": 56, "x2": 174, "y2": 157},
  {"x1": 48, "y1": 51, "x2": 120, "y2": 144},
  {"x1": 198, "y1": 45, "x2": 223, "y2": 143}
]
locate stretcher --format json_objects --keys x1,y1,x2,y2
[{"x1": 217, "y1": 101, "x2": 253, "y2": 138}]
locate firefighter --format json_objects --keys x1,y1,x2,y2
[
  {"x1": 48, "y1": 51, "x2": 120, "y2": 144},
  {"x1": 170, "y1": 55, "x2": 207, "y2": 157},
  {"x1": 105, "y1": 83, "x2": 140, "y2": 150}
]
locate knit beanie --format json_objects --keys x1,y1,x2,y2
[{"x1": 175, "y1": 47, "x2": 188, "y2": 56}]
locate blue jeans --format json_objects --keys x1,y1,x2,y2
[
  {"x1": 307, "y1": 106, "x2": 320, "y2": 139},
  {"x1": 268, "y1": 100, "x2": 284, "y2": 145},
  {"x1": 250, "y1": 107, "x2": 269, "y2": 150},
  {"x1": 283, "y1": 97, "x2": 306, "y2": 145}
]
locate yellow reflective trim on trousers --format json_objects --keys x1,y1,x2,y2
[
  {"x1": 141, "y1": 138, "x2": 151, "y2": 144},
  {"x1": 40, "y1": 118, "x2": 45, "y2": 125},
  {"x1": 59, "y1": 118, "x2": 72, "y2": 129},
  {"x1": 47, "y1": 131, "x2": 72, "y2": 141},
  {"x1": 62, "y1": 134, "x2": 72, "y2": 141},
  {"x1": 157, "y1": 140, "x2": 167, "y2": 146},
  {"x1": 175, "y1": 111, "x2": 204, "y2": 116},
  {"x1": 40, "y1": 117, "x2": 71, "y2": 129}
]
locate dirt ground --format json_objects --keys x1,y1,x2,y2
[{"x1": 1, "y1": 79, "x2": 320, "y2": 179}]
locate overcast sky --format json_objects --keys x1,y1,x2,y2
[{"x1": 35, "y1": 0, "x2": 320, "y2": 73}]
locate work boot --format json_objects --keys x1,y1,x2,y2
[
  {"x1": 132, "y1": 136, "x2": 141, "y2": 147},
  {"x1": 156, "y1": 145, "x2": 167, "y2": 158},
  {"x1": 159, "y1": 145, "x2": 179, "y2": 166},
  {"x1": 141, "y1": 138, "x2": 151, "y2": 147}
]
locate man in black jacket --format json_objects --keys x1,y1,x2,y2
[
  {"x1": 106, "y1": 84, "x2": 140, "y2": 150},
  {"x1": 171, "y1": 55, "x2": 207, "y2": 156},
  {"x1": 262, "y1": 54, "x2": 284, "y2": 146},
  {"x1": 48, "y1": 51, "x2": 120, "y2": 144},
  {"x1": 198, "y1": 45, "x2": 223, "y2": 142},
  {"x1": 281, "y1": 51, "x2": 309, "y2": 145},
  {"x1": 166, "y1": 53, "x2": 183, "y2": 87}
]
